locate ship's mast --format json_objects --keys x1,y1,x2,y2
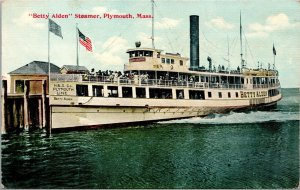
[
  {"x1": 240, "y1": 11, "x2": 245, "y2": 69},
  {"x1": 227, "y1": 35, "x2": 230, "y2": 73},
  {"x1": 151, "y1": 0, "x2": 155, "y2": 49}
]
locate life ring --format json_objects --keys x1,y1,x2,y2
[{"x1": 170, "y1": 65, "x2": 174, "y2": 70}]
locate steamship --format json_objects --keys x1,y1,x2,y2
[{"x1": 48, "y1": 14, "x2": 281, "y2": 130}]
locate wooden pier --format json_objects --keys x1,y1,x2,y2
[{"x1": 2, "y1": 79, "x2": 50, "y2": 133}]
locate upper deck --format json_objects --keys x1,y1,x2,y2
[
  {"x1": 124, "y1": 47, "x2": 278, "y2": 78},
  {"x1": 125, "y1": 47, "x2": 189, "y2": 73}
]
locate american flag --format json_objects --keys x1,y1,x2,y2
[{"x1": 78, "y1": 29, "x2": 92, "y2": 52}]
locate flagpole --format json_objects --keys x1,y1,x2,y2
[
  {"x1": 47, "y1": 13, "x2": 52, "y2": 135},
  {"x1": 273, "y1": 43, "x2": 276, "y2": 70},
  {"x1": 76, "y1": 23, "x2": 79, "y2": 72},
  {"x1": 273, "y1": 51, "x2": 275, "y2": 70},
  {"x1": 48, "y1": 14, "x2": 50, "y2": 82}
]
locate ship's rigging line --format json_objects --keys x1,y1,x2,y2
[
  {"x1": 153, "y1": 0, "x2": 226, "y2": 64},
  {"x1": 242, "y1": 29, "x2": 256, "y2": 68},
  {"x1": 153, "y1": 2, "x2": 179, "y2": 53},
  {"x1": 201, "y1": 29, "x2": 241, "y2": 68},
  {"x1": 88, "y1": 1, "x2": 255, "y2": 72}
]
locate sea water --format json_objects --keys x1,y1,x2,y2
[{"x1": 1, "y1": 88, "x2": 299, "y2": 188}]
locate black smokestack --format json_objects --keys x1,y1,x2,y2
[{"x1": 190, "y1": 15, "x2": 199, "y2": 70}]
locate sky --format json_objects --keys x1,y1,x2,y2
[{"x1": 1, "y1": 0, "x2": 300, "y2": 88}]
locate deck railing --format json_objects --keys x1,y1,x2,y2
[
  {"x1": 50, "y1": 74, "x2": 279, "y2": 90},
  {"x1": 253, "y1": 83, "x2": 280, "y2": 89}
]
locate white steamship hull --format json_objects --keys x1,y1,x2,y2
[{"x1": 50, "y1": 94, "x2": 281, "y2": 130}]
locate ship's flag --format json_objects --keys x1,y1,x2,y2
[
  {"x1": 273, "y1": 44, "x2": 276, "y2": 55},
  {"x1": 78, "y1": 29, "x2": 93, "y2": 52},
  {"x1": 49, "y1": 19, "x2": 63, "y2": 39}
]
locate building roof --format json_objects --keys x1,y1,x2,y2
[
  {"x1": 8, "y1": 61, "x2": 60, "y2": 75},
  {"x1": 61, "y1": 65, "x2": 89, "y2": 71}
]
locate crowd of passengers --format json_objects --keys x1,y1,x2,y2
[
  {"x1": 84, "y1": 69, "x2": 203, "y2": 84},
  {"x1": 84, "y1": 65, "x2": 243, "y2": 80},
  {"x1": 83, "y1": 68, "x2": 241, "y2": 88}
]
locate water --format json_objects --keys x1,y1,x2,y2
[{"x1": 1, "y1": 88, "x2": 299, "y2": 188}]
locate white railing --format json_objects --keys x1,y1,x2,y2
[
  {"x1": 253, "y1": 83, "x2": 281, "y2": 89},
  {"x1": 50, "y1": 74, "x2": 82, "y2": 82},
  {"x1": 50, "y1": 74, "x2": 281, "y2": 90}
]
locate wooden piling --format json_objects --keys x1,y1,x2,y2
[
  {"x1": 42, "y1": 80, "x2": 46, "y2": 128},
  {"x1": 38, "y1": 99, "x2": 41, "y2": 128},
  {"x1": 46, "y1": 80, "x2": 51, "y2": 135},
  {"x1": 23, "y1": 80, "x2": 30, "y2": 129},
  {"x1": 20, "y1": 100, "x2": 24, "y2": 129},
  {"x1": 16, "y1": 99, "x2": 22, "y2": 129},
  {"x1": 2, "y1": 80, "x2": 8, "y2": 133},
  {"x1": 13, "y1": 100, "x2": 18, "y2": 128}
]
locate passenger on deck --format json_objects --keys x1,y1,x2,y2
[{"x1": 178, "y1": 92, "x2": 183, "y2": 99}]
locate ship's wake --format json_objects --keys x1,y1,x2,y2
[{"x1": 159, "y1": 111, "x2": 299, "y2": 124}]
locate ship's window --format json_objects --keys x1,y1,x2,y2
[
  {"x1": 107, "y1": 86, "x2": 118, "y2": 97},
  {"x1": 157, "y1": 52, "x2": 161, "y2": 58},
  {"x1": 236, "y1": 92, "x2": 239, "y2": 98},
  {"x1": 134, "y1": 51, "x2": 138, "y2": 57},
  {"x1": 218, "y1": 92, "x2": 222, "y2": 98},
  {"x1": 162, "y1": 58, "x2": 165, "y2": 63},
  {"x1": 200, "y1": 76, "x2": 205, "y2": 82},
  {"x1": 122, "y1": 87, "x2": 132, "y2": 98},
  {"x1": 15, "y1": 80, "x2": 25, "y2": 93},
  {"x1": 208, "y1": 91, "x2": 212, "y2": 98},
  {"x1": 139, "y1": 51, "x2": 143, "y2": 57},
  {"x1": 189, "y1": 90, "x2": 205, "y2": 99},
  {"x1": 136, "y1": 87, "x2": 146, "y2": 98},
  {"x1": 180, "y1": 60, "x2": 183, "y2": 66},
  {"x1": 144, "y1": 51, "x2": 153, "y2": 57},
  {"x1": 176, "y1": 89, "x2": 184, "y2": 99},
  {"x1": 171, "y1": 59, "x2": 174, "y2": 64},
  {"x1": 228, "y1": 92, "x2": 231, "y2": 98},
  {"x1": 149, "y1": 88, "x2": 172, "y2": 99},
  {"x1": 92, "y1": 85, "x2": 103, "y2": 97},
  {"x1": 166, "y1": 58, "x2": 170, "y2": 64},
  {"x1": 129, "y1": 52, "x2": 134, "y2": 58},
  {"x1": 76, "y1": 85, "x2": 88, "y2": 96},
  {"x1": 268, "y1": 89, "x2": 279, "y2": 97}
]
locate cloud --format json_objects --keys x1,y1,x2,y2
[
  {"x1": 90, "y1": 6, "x2": 123, "y2": 15},
  {"x1": 247, "y1": 13, "x2": 300, "y2": 38},
  {"x1": 12, "y1": 11, "x2": 46, "y2": 29},
  {"x1": 136, "y1": 32, "x2": 164, "y2": 48},
  {"x1": 205, "y1": 17, "x2": 234, "y2": 30},
  {"x1": 152, "y1": 17, "x2": 181, "y2": 29},
  {"x1": 245, "y1": 31, "x2": 268, "y2": 38},
  {"x1": 94, "y1": 36, "x2": 129, "y2": 68},
  {"x1": 136, "y1": 32, "x2": 152, "y2": 47}
]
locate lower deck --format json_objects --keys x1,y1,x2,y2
[
  {"x1": 50, "y1": 93, "x2": 282, "y2": 129},
  {"x1": 50, "y1": 81, "x2": 281, "y2": 102}
]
